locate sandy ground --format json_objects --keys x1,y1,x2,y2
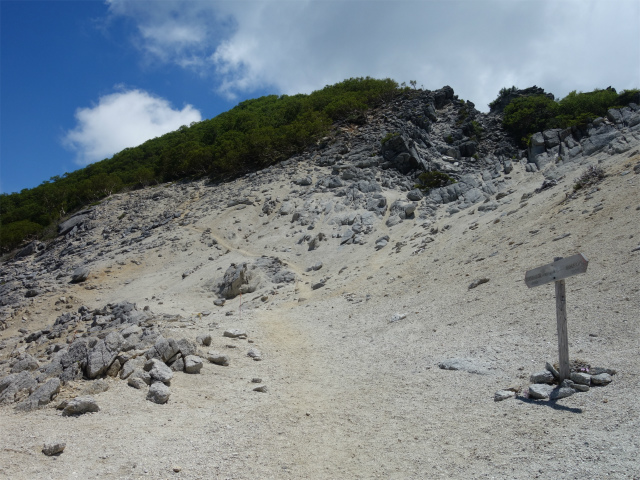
[{"x1": 1, "y1": 148, "x2": 639, "y2": 479}]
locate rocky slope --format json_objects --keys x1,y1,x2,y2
[{"x1": 1, "y1": 87, "x2": 640, "y2": 479}]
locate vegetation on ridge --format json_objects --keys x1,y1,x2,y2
[
  {"x1": 498, "y1": 87, "x2": 640, "y2": 147},
  {"x1": 1, "y1": 77, "x2": 399, "y2": 253}
]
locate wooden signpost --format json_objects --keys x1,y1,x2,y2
[{"x1": 525, "y1": 253, "x2": 589, "y2": 381}]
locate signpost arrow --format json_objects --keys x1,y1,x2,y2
[{"x1": 525, "y1": 253, "x2": 589, "y2": 381}]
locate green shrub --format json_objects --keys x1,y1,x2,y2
[
  {"x1": 416, "y1": 171, "x2": 457, "y2": 192},
  {"x1": 502, "y1": 86, "x2": 639, "y2": 147}
]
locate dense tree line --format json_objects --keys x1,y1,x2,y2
[{"x1": 1, "y1": 77, "x2": 400, "y2": 253}]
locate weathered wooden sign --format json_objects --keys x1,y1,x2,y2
[
  {"x1": 524, "y1": 253, "x2": 589, "y2": 381},
  {"x1": 525, "y1": 253, "x2": 589, "y2": 288}
]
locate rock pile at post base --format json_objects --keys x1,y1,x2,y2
[{"x1": 494, "y1": 361, "x2": 617, "y2": 402}]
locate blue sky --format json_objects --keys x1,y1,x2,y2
[{"x1": 1, "y1": 0, "x2": 639, "y2": 194}]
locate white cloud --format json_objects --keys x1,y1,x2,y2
[
  {"x1": 63, "y1": 88, "x2": 201, "y2": 165},
  {"x1": 107, "y1": 0, "x2": 640, "y2": 110}
]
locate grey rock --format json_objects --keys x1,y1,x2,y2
[
  {"x1": 10, "y1": 354, "x2": 39, "y2": 373},
  {"x1": 146, "y1": 337, "x2": 179, "y2": 362},
  {"x1": 196, "y1": 334, "x2": 213, "y2": 346},
  {"x1": 253, "y1": 385, "x2": 268, "y2": 393},
  {"x1": 494, "y1": 390, "x2": 515, "y2": 402},
  {"x1": 58, "y1": 213, "x2": 90, "y2": 236},
  {"x1": 147, "y1": 359, "x2": 173, "y2": 383},
  {"x1": 15, "y1": 378, "x2": 61, "y2": 411},
  {"x1": 438, "y1": 358, "x2": 488, "y2": 375},
  {"x1": 85, "y1": 332, "x2": 125, "y2": 379},
  {"x1": 147, "y1": 382, "x2": 171, "y2": 404},
  {"x1": 0, "y1": 371, "x2": 38, "y2": 404},
  {"x1": 207, "y1": 352, "x2": 230, "y2": 366},
  {"x1": 247, "y1": 348, "x2": 262, "y2": 361},
  {"x1": 71, "y1": 266, "x2": 90, "y2": 283},
  {"x1": 389, "y1": 313, "x2": 407, "y2": 323},
  {"x1": 128, "y1": 367, "x2": 151, "y2": 386},
  {"x1": 81, "y1": 378, "x2": 110, "y2": 395},
  {"x1": 530, "y1": 370, "x2": 555, "y2": 384},
  {"x1": 528, "y1": 383, "x2": 554, "y2": 400},
  {"x1": 407, "y1": 189, "x2": 423, "y2": 201},
  {"x1": 176, "y1": 338, "x2": 197, "y2": 357},
  {"x1": 15, "y1": 241, "x2": 44, "y2": 259},
  {"x1": 386, "y1": 215, "x2": 401, "y2": 227},
  {"x1": 42, "y1": 441, "x2": 66, "y2": 456},
  {"x1": 127, "y1": 376, "x2": 147, "y2": 390},
  {"x1": 106, "y1": 359, "x2": 121, "y2": 377},
  {"x1": 219, "y1": 263, "x2": 258, "y2": 299},
  {"x1": 120, "y1": 324, "x2": 142, "y2": 339},
  {"x1": 184, "y1": 355, "x2": 203, "y2": 374},
  {"x1": 591, "y1": 373, "x2": 612, "y2": 385},
  {"x1": 308, "y1": 233, "x2": 326, "y2": 251},
  {"x1": 279, "y1": 202, "x2": 294, "y2": 215},
  {"x1": 570, "y1": 372, "x2": 591, "y2": 385},
  {"x1": 468, "y1": 278, "x2": 489, "y2": 289},
  {"x1": 550, "y1": 387, "x2": 575, "y2": 400},
  {"x1": 119, "y1": 357, "x2": 145, "y2": 380},
  {"x1": 545, "y1": 361, "x2": 560, "y2": 379},
  {"x1": 309, "y1": 262, "x2": 323, "y2": 272},
  {"x1": 572, "y1": 383, "x2": 590, "y2": 392},
  {"x1": 62, "y1": 395, "x2": 100, "y2": 416},
  {"x1": 223, "y1": 329, "x2": 247, "y2": 339},
  {"x1": 170, "y1": 357, "x2": 185, "y2": 372}
]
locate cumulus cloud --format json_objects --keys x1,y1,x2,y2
[
  {"x1": 106, "y1": 0, "x2": 639, "y2": 109},
  {"x1": 63, "y1": 88, "x2": 201, "y2": 165}
]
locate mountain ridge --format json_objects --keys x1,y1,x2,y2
[{"x1": 0, "y1": 83, "x2": 639, "y2": 478}]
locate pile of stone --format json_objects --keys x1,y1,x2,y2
[
  {"x1": 495, "y1": 361, "x2": 616, "y2": 402},
  {"x1": 0, "y1": 302, "x2": 211, "y2": 412}
]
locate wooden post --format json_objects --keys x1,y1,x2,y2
[
  {"x1": 525, "y1": 253, "x2": 588, "y2": 383},
  {"x1": 555, "y1": 279, "x2": 570, "y2": 381}
]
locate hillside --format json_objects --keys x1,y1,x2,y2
[{"x1": 1, "y1": 86, "x2": 639, "y2": 479}]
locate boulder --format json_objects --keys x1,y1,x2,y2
[
  {"x1": 570, "y1": 372, "x2": 591, "y2": 385},
  {"x1": 207, "y1": 352, "x2": 230, "y2": 366},
  {"x1": 0, "y1": 371, "x2": 38, "y2": 404},
  {"x1": 146, "y1": 337, "x2": 179, "y2": 362},
  {"x1": 146, "y1": 359, "x2": 173, "y2": 383},
  {"x1": 223, "y1": 329, "x2": 247, "y2": 339},
  {"x1": 494, "y1": 390, "x2": 515, "y2": 402},
  {"x1": 528, "y1": 383, "x2": 554, "y2": 400},
  {"x1": 10, "y1": 354, "x2": 39, "y2": 374},
  {"x1": 62, "y1": 395, "x2": 100, "y2": 416},
  {"x1": 219, "y1": 263, "x2": 258, "y2": 299},
  {"x1": 196, "y1": 334, "x2": 212, "y2": 347},
  {"x1": 14, "y1": 241, "x2": 44, "y2": 259},
  {"x1": 14, "y1": 378, "x2": 61, "y2": 411},
  {"x1": 42, "y1": 441, "x2": 66, "y2": 456},
  {"x1": 591, "y1": 373, "x2": 612, "y2": 385},
  {"x1": 85, "y1": 332, "x2": 125, "y2": 379},
  {"x1": 530, "y1": 370, "x2": 555, "y2": 384},
  {"x1": 147, "y1": 382, "x2": 171, "y2": 404},
  {"x1": 184, "y1": 355, "x2": 204, "y2": 374},
  {"x1": 58, "y1": 213, "x2": 90, "y2": 236},
  {"x1": 70, "y1": 266, "x2": 90, "y2": 283}
]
